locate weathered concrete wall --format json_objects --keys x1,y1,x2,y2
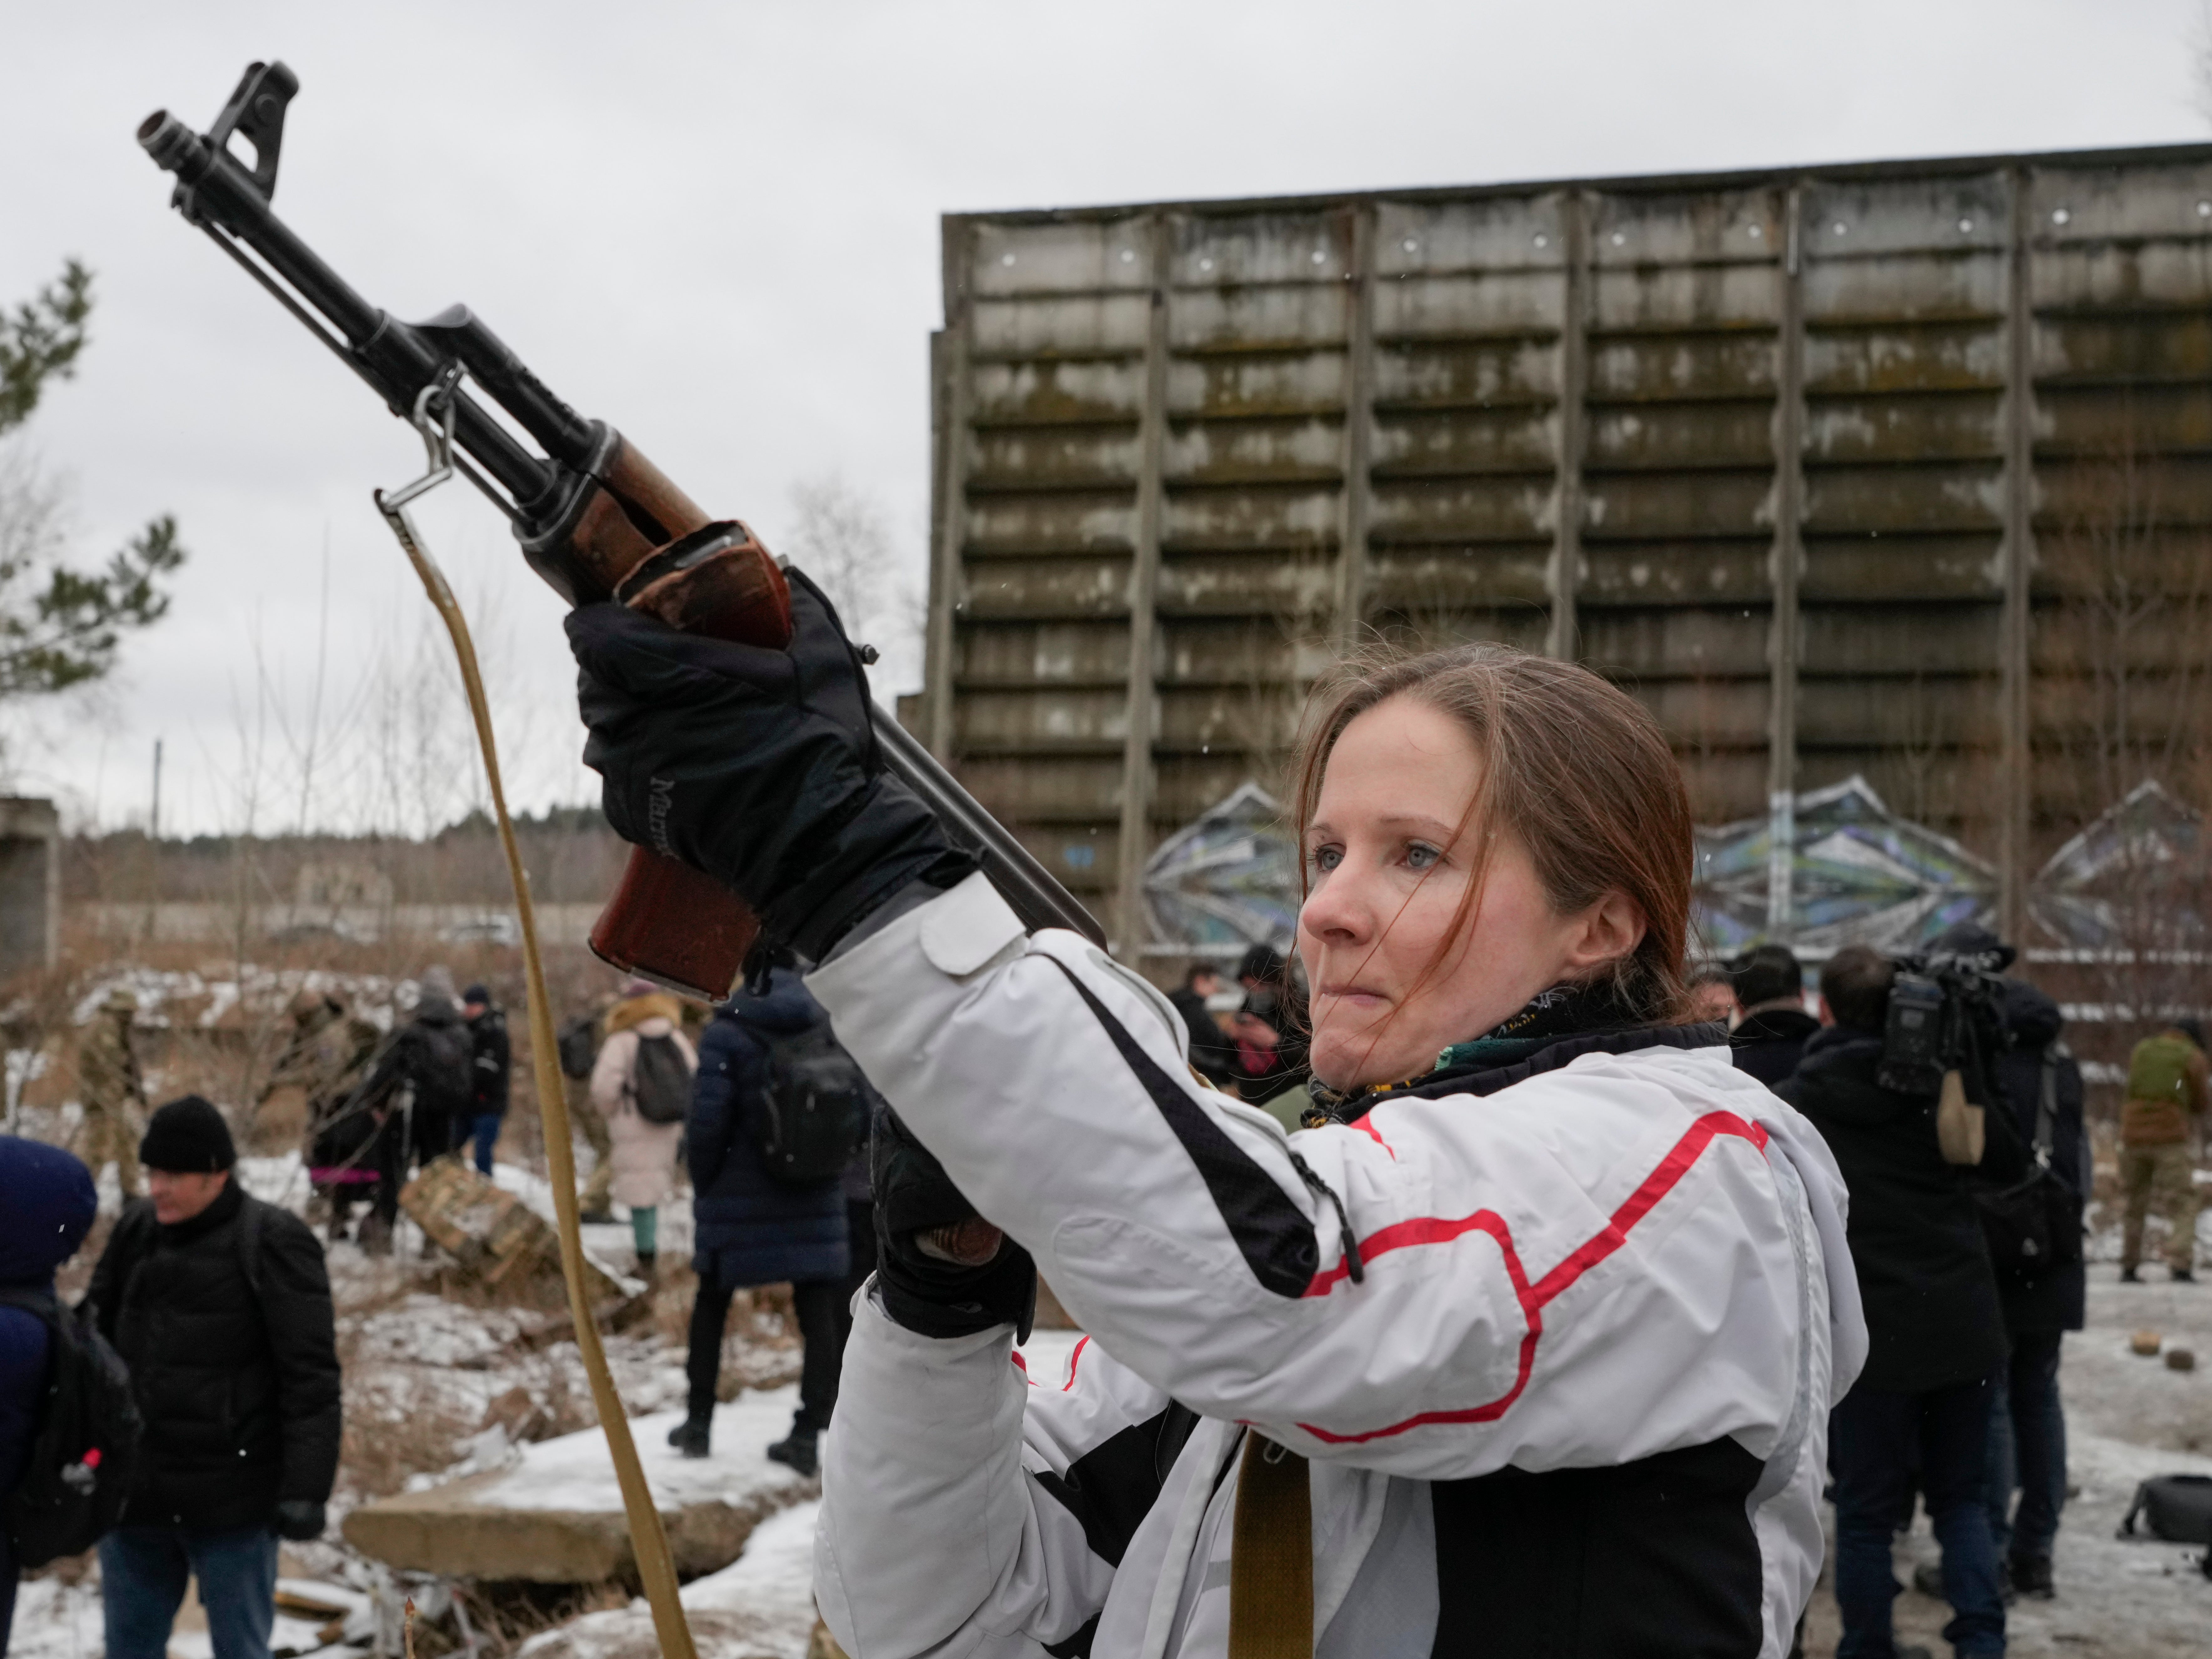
[
  {"x1": 0, "y1": 799, "x2": 60, "y2": 977},
  {"x1": 919, "y1": 145, "x2": 2212, "y2": 957}
]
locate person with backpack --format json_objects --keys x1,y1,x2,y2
[
  {"x1": 589, "y1": 980, "x2": 697, "y2": 1278},
  {"x1": 349, "y1": 966, "x2": 478, "y2": 1254},
  {"x1": 1982, "y1": 974, "x2": 2088, "y2": 1600},
  {"x1": 86, "y1": 1097, "x2": 340, "y2": 1659},
  {"x1": 665, "y1": 965, "x2": 863, "y2": 1473},
  {"x1": 1, "y1": 1135, "x2": 100, "y2": 1656},
  {"x1": 1780, "y1": 948, "x2": 2025, "y2": 1659}
]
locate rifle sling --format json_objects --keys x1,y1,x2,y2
[{"x1": 1227, "y1": 1431, "x2": 1314, "y2": 1658}]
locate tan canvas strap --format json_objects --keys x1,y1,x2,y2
[{"x1": 1227, "y1": 1432, "x2": 1314, "y2": 1658}]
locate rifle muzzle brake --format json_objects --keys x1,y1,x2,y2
[{"x1": 136, "y1": 111, "x2": 210, "y2": 180}]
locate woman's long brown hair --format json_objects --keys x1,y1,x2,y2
[{"x1": 1289, "y1": 641, "x2": 1696, "y2": 1030}]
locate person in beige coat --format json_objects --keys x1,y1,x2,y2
[{"x1": 590, "y1": 980, "x2": 697, "y2": 1276}]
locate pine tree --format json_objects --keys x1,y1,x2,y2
[{"x1": 0, "y1": 260, "x2": 186, "y2": 697}]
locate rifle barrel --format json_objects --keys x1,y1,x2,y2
[{"x1": 137, "y1": 110, "x2": 559, "y2": 515}]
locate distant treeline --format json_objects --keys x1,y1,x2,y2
[{"x1": 64, "y1": 807, "x2": 627, "y2": 908}]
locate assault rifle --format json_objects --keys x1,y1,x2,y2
[{"x1": 138, "y1": 62, "x2": 1102, "y2": 998}]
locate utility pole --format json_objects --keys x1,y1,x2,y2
[{"x1": 143, "y1": 738, "x2": 164, "y2": 944}]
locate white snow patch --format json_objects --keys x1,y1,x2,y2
[
  {"x1": 462, "y1": 1390, "x2": 812, "y2": 1515},
  {"x1": 517, "y1": 1501, "x2": 824, "y2": 1659}
]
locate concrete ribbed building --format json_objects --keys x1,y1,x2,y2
[{"x1": 909, "y1": 143, "x2": 2212, "y2": 966}]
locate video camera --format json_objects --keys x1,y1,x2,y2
[{"x1": 1878, "y1": 944, "x2": 2015, "y2": 1099}]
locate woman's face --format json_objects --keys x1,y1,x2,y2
[{"x1": 1297, "y1": 694, "x2": 1644, "y2": 1092}]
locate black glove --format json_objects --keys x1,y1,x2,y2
[
  {"x1": 871, "y1": 1103, "x2": 1035, "y2": 1341},
  {"x1": 566, "y1": 570, "x2": 973, "y2": 962},
  {"x1": 272, "y1": 1499, "x2": 326, "y2": 1541}
]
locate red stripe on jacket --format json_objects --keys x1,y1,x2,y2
[{"x1": 1296, "y1": 1111, "x2": 1768, "y2": 1444}]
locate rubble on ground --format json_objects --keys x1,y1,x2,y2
[{"x1": 344, "y1": 1392, "x2": 816, "y2": 1583}]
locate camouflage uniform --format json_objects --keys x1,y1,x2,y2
[
  {"x1": 76, "y1": 988, "x2": 148, "y2": 1193},
  {"x1": 263, "y1": 992, "x2": 383, "y2": 1125},
  {"x1": 2120, "y1": 1028, "x2": 2208, "y2": 1276}
]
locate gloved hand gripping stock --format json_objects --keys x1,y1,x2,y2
[
  {"x1": 568, "y1": 571, "x2": 975, "y2": 965},
  {"x1": 571, "y1": 579, "x2": 1036, "y2": 1337}
]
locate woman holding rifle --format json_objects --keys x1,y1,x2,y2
[{"x1": 567, "y1": 579, "x2": 1865, "y2": 1659}]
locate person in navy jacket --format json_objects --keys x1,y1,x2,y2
[
  {"x1": 668, "y1": 966, "x2": 856, "y2": 1475},
  {"x1": 0, "y1": 1136, "x2": 99, "y2": 1655}
]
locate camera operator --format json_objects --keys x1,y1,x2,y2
[
  {"x1": 1781, "y1": 944, "x2": 2025, "y2": 1659},
  {"x1": 1927, "y1": 924, "x2": 2087, "y2": 1600}
]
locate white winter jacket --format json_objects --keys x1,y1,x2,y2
[{"x1": 809, "y1": 874, "x2": 1867, "y2": 1659}]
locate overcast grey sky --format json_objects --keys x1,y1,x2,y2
[{"x1": 2, "y1": 0, "x2": 2204, "y2": 837}]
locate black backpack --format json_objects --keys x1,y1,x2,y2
[
  {"x1": 408, "y1": 1016, "x2": 476, "y2": 1121},
  {"x1": 0, "y1": 1288, "x2": 143, "y2": 1567},
  {"x1": 557, "y1": 1015, "x2": 600, "y2": 1081},
  {"x1": 1973, "y1": 1043, "x2": 2085, "y2": 1279},
  {"x1": 2118, "y1": 1474, "x2": 2212, "y2": 1544},
  {"x1": 630, "y1": 1034, "x2": 693, "y2": 1126},
  {"x1": 754, "y1": 1022, "x2": 869, "y2": 1184}
]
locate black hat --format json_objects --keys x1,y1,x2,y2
[
  {"x1": 1728, "y1": 944, "x2": 1804, "y2": 1010},
  {"x1": 462, "y1": 984, "x2": 491, "y2": 1006},
  {"x1": 139, "y1": 1095, "x2": 236, "y2": 1174},
  {"x1": 1237, "y1": 943, "x2": 1288, "y2": 986}
]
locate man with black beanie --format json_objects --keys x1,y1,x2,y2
[{"x1": 88, "y1": 1096, "x2": 341, "y2": 1659}]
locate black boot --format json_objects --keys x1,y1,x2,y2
[
  {"x1": 2010, "y1": 1553, "x2": 2054, "y2": 1599},
  {"x1": 766, "y1": 1417, "x2": 819, "y2": 1478},
  {"x1": 667, "y1": 1412, "x2": 712, "y2": 1459},
  {"x1": 637, "y1": 1249, "x2": 657, "y2": 1281}
]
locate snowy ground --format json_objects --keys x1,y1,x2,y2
[
  {"x1": 515, "y1": 1502, "x2": 825, "y2": 1659},
  {"x1": 11, "y1": 1141, "x2": 2206, "y2": 1659},
  {"x1": 1799, "y1": 1267, "x2": 2212, "y2": 1658}
]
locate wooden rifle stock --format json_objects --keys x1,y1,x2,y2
[{"x1": 550, "y1": 437, "x2": 789, "y2": 1001}]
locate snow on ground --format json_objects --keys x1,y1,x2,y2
[
  {"x1": 7, "y1": 1574, "x2": 103, "y2": 1659},
  {"x1": 1800, "y1": 1268, "x2": 2212, "y2": 1658},
  {"x1": 10, "y1": 1127, "x2": 2202, "y2": 1659},
  {"x1": 517, "y1": 1502, "x2": 824, "y2": 1659},
  {"x1": 461, "y1": 1391, "x2": 813, "y2": 1514}
]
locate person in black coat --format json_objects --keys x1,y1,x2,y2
[
  {"x1": 668, "y1": 968, "x2": 856, "y2": 1474},
  {"x1": 0, "y1": 1136, "x2": 98, "y2": 1656},
  {"x1": 461, "y1": 985, "x2": 511, "y2": 1177},
  {"x1": 1780, "y1": 948, "x2": 2024, "y2": 1659},
  {"x1": 1981, "y1": 975, "x2": 2087, "y2": 1597},
  {"x1": 88, "y1": 1097, "x2": 340, "y2": 1659},
  {"x1": 350, "y1": 967, "x2": 476, "y2": 1250},
  {"x1": 1727, "y1": 943, "x2": 1819, "y2": 1087}
]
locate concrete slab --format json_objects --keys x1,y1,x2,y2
[
  {"x1": 343, "y1": 1389, "x2": 812, "y2": 1584},
  {"x1": 517, "y1": 1500, "x2": 823, "y2": 1659}
]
